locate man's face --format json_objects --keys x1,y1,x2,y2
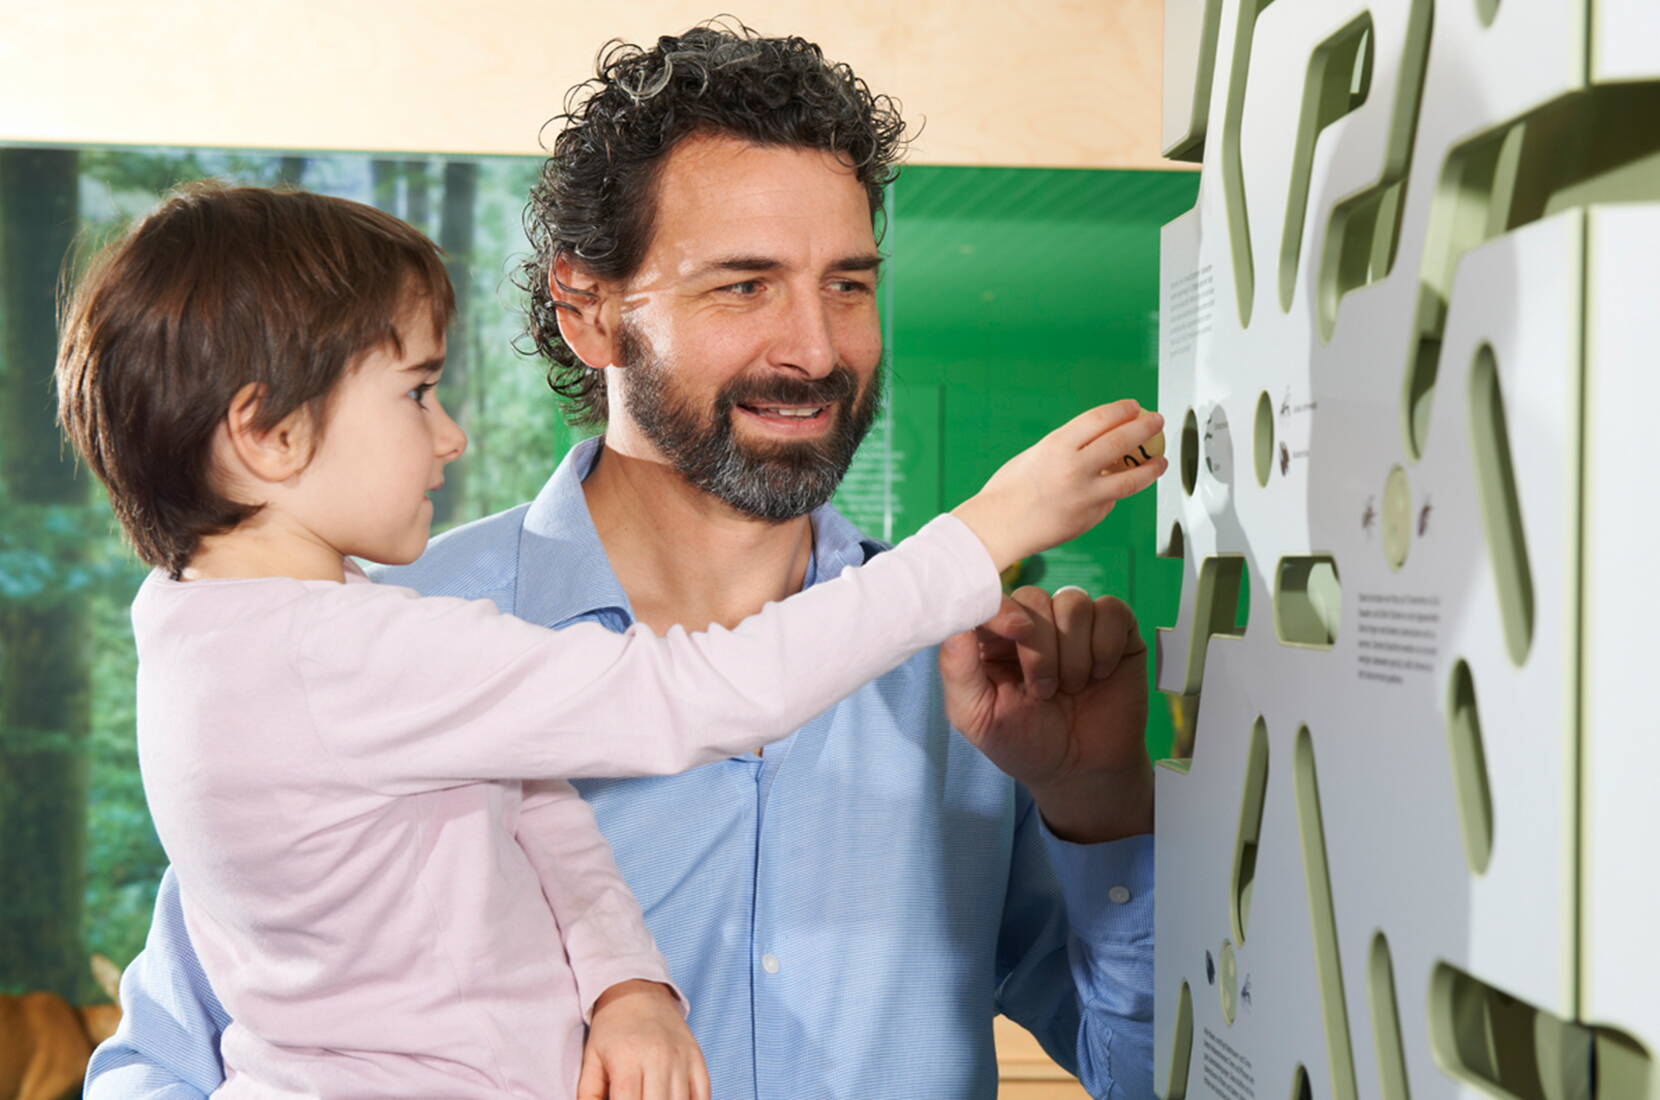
[{"x1": 606, "y1": 133, "x2": 886, "y2": 520}]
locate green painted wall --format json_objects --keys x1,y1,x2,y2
[{"x1": 834, "y1": 166, "x2": 1201, "y2": 758}]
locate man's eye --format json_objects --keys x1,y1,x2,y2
[
  {"x1": 721, "y1": 280, "x2": 762, "y2": 296},
  {"x1": 831, "y1": 279, "x2": 873, "y2": 296}
]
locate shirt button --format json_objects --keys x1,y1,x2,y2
[
  {"x1": 1108, "y1": 885, "x2": 1132, "y2": 905},
  {"x1": 762, "y1": 953, "x2": 781, "y2": 974}
]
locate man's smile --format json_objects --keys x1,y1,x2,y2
[{"x1": 735, "y1": 402, "x2": 834, "y2": 434}]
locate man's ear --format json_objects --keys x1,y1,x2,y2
[
  {"x1": 551, "y1": 253, "x2": 620, "y2": 371},
  {"x1": 222, "y1": 382, "x2": 316, "y2": 485}
]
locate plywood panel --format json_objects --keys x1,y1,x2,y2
[{"x1": 0, "y1": 1, "x2": 1173, "y2": 169}]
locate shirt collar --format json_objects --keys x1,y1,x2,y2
[{"x1": 514, "y1": 436, "x2": 882, "y2": 629}]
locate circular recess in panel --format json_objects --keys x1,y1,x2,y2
[
  {"x1": 1204, "y1": 405, "x2": 1235, "y2": 485},
  {"x1": 1254, "y1": 391, "x2": 1274, "y2": 486},
  {"x1": 1475, "y1": 0, "x2": 1500, "y2": 27},
  {"x1": 1198, "y1": 405, "x2": 1236, "y2": 516},
  {"x1": 1218, "y1": 939, "x2": 1238, "y2": 1025},
  {"x1": 1181, "y1": 409, "x2": 1200, "y2": 495},
  {"x1": 1382, "y1": 465, "x2": 1412, "y2": 571}
]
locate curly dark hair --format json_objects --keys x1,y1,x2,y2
[{"x1": 518, "y1": 18, "x2": 910, "y2": 426}]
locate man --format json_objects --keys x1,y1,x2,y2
[{"x1": 89, "y1": 22, "x2": 1156, "y2": 1099}]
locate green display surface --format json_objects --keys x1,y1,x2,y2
[{"x1": 836, "y1": 165, "x2": 1200, "y2": 758}]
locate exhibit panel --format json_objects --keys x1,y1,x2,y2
[
  {"x1": 1580, "y1": 205, "x2": 1660, "y2": 1079},
  {"x1": 1153, "y1": 1, "x2": 1660, "y2": 1097}
]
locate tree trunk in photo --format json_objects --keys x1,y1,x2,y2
[
  {"x1": 404, "y1": 160, "x2": 430, "y2": 235},
  {"x1": 430, "y1": 161, "x2": 477, "y2": 528},
  {"x1": 0, "y1": 147, "x2": 89, "y2": 997},
  {"x1": 370, "y1": 159, "x2": 399, "y2": 214}
]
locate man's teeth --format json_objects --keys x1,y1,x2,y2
[{"x1": 752, "y1": 406, "x2": 822, "y2": 418}]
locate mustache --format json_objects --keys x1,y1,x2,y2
[{"x1": 717, "y1": 367, "x2": 858, "y2": 409}]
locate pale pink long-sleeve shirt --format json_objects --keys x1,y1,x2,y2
[{"x1": 132, "y1": 515, "x2": 1000, "y2": 1099}]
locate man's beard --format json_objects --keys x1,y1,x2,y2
[{"x1": 617, "y1": 322, "x2": 883, "y2": 522}]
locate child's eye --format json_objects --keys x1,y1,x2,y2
[{"x1": 407, "y1": 382, "x2": 436, "y2": 408}]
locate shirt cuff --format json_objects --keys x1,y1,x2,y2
[{"x1": 1039, "y1": 823, "x2": 1154, "y2": 943}]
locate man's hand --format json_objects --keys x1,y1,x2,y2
[
  {"x1": 939, "y1": 586, "x2": 1154, "y2": 843},
  {"x1": 576, "y1": 980, "x2": 709, "y2": 1100}
]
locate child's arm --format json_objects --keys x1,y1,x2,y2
[
  {"x1": 514, "y1": 781, "x2": 709, "y2": 1099},
  {"x1": 296, "y1": 403, "x2": 1165, "y2": 795},
  {"x1": 514, "y1": 780, "x2": 681, "y2": 1021},
  {"x1": 298, "y1": 514, "x2": 997, "y2": 793}
]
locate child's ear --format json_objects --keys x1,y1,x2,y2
[
  {"x1": 223, "y1": 382, "x2": 316, "y2": 484},
  {"x1": 551, "y1": 254, "x2": 620, "y2": 371}
]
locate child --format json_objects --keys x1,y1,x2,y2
[{"x1": 55, "y1": 184, "x2": 1166, "y2": 1100}]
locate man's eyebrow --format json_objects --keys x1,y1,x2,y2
[
  {"x1": 828, "y1": 253, "x2": 883, "y2": 274},
  {"x1": 689, "y1": 253, "x2": 885, "y2": 279},
  {"x1": 401, "y1": 356, "x2": 446, "y2": 375},
  {"x1": 692, "y1": 256, "x2": 784, "y2": 278}
]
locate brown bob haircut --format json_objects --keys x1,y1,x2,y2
[{"x1": 56, "y1": 183, "x2": 453, "y2": 579}]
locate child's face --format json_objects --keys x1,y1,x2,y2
[{"x1": 293, "y1": 301, "x2": 466, "y2": 565}]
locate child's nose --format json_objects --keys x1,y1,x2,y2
[{"x1": 435, "y1": 405, "x2": 467, "y2": 462}]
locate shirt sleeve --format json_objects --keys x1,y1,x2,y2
[
  {"x1": 994, "y1": 790, "x2": 1155, "y2": 1100},
  {"x1": 514, "y1": 779, "x2": 686, "y2": 1023},
  {"x1": 298, "y1": 514, "x2": 1001, "y2": 796},
  {"x1": 84, "y1": 866, "x2": 230, "y2": 1099}
]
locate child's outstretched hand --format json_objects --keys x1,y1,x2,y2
[
  {"x1": 576, "y1": 979, "x2": 709, "y2": 1100},
  {"x1": 951, "y1": 399, "x2": 1167, "y2": 571}
]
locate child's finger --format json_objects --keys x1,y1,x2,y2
[
  {"x1": 639, "y1": 1060, "x2": 665, "y2": 1100},
  {"x1": 1078, "y1": 410, "x2": 1165, "y2": 472},
  {"x1": 575, "y1": 1050, "x2": 608, "y2": 1100},
  {"x1": 1053, "y1": 399, "x2": 1142, "y2": 449},
  {"x1": 610, "y1": 1063, "x2": 643, "y2": 1100},
  {"x1": 668, "y1": 1061, "x2": 692, "y2": 1100},
  {"x1": 1096, "y1": 455, "x2": 1168, "y2": 501}
]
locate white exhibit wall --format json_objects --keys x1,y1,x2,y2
[{"x1": 1155, "y1": 0, "x2": 1660, "y2": 1097}]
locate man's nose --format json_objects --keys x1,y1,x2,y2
[{"x1": 768, "y1": 292, "x2": 836, "y2": 379}]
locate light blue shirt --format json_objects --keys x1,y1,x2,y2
[{"x1": 87, "y1": 437, "x2": 1155, "y2": 1099}]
